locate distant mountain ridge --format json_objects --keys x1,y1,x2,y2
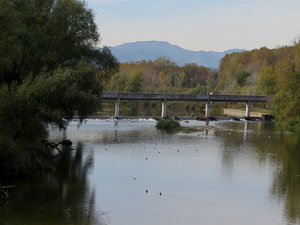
[{"x1": 108, "y1": 41, "x2": 246, "y2": 68}]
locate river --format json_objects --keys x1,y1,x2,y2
[{"x1": 0, "y1": 119, "x2": 299, "y2": 225}]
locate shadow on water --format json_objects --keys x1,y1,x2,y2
[
  {"x1": 215, "y1": 121, "x2": 300, "y2": 225},
  {"x1": 0, "y1": 144, "x2": 107, "y2": 225}
]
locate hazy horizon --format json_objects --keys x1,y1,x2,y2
[
  {"x1": 87, "y1": 0, "x2": 300, "y2": 52},
  {"x1": 108, "y1": 40, "x2": 247, "y2": 52}
]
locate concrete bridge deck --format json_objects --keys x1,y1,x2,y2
[
  {"x1": 101, "y1": 92, "x2": 272, "y2": 119},
  {"x1": 102, "y1": 93, "x2": 271, "y2": 102}
]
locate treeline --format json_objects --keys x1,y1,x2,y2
[
  {"x1": 106, "y1": 57, "x2": 218, "y2": 94},
  {"x1": 217, "y1": 40, "x2": 300, "y2": 125},
  {"x1": 106, "y1": 40, "x2": 300, "y2": 126}
]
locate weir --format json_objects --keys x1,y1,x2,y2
[{"x1": 101, "y1": 93, "x2": 271, "y2": 118}]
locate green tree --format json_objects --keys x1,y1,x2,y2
[
  {"x1": 257, "y1": 66, "x2": 276, "y2": 95},
  {"x1": 190, "y1": 84, "x2": 207, "y2": 94},
  {"x1": 274, "y1": 58, "x2": 300, "y2": 124},
  {"x1": 0, "y1": 0, "x2": 118, "y2": 84},
  {"x1": 0, "y1": 0, "x2": 118, "y2": 176},
  {"x1": 182, "y1": 63, "x2": 210, "y2": 88},
  {"x1": 174, "y1": 71, "x2": 186, "y2": 88},
  {"x1": 108, "y1": 72, "x2": 128, "y2": 92},
  {"x1": 206, "y1": 70, "x2": 218, "y2": 93},
  {"x1": 236, "y1": 71, "x2": 251, "y2": 86},
  {"x1": 126, "y1": 73, "x2": 143, "y2": 93}
]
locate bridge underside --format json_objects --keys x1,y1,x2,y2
[{"x1": 101, "y1": 93, "x2": 271, "y2": 119}]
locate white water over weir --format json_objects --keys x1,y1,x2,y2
[{"x1": 101, "y1": 93, "x2": 272, "y2": 118}]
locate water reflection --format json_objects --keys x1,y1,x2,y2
[
  {"x1": 1, "y1": 120, "x2": 300, "y2": 225},
  {"x1": 215, "y1": 122, "x2": 300, "y2": 225},
  {"x1": 243, "y1": 121, "x2": 248, "y2": 141},
  {"x1": 0, "y1": 144, "x2": 106, "y2": 225},
  {"x1": 260, "y1": 134, "x2": 300, "y2": 225}
]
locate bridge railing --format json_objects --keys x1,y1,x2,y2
[{"x1": 101, "y1": 92, "x2": 272, "y2": 118}]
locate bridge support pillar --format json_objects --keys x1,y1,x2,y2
[
  {"x1": 205, "y1": 101, "x2": 210, "y2": 119},
  {"x1": 245, "y1": 101, "x2": 252, "y2": 118},
  {"x1": 115, "y1": 98, "x2": 120, "y2": 117},
  {"x1": 161, "y1": 99, "x2": 167, "y2": 118}
]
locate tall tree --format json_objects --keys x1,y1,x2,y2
[{"x1": 0, "y1": 0, "x2": 118, "y2": 176}]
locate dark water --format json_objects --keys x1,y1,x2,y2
[{"x1": 1, "y1": 120, "x2": 300, "y2": 225}]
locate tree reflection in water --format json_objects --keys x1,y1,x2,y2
[
  {"x1": 215, "y1": 122, "x2": 300, "y2": 225},
  {"x1": 268, "y1": 134, "x2": 300, "y2": 225},
  {"x1": 0, "y1": 143, "x2": 106, "y2": 225},
  {"x1": 1, "y1": 120, "x2": 300, "y2": 225}
]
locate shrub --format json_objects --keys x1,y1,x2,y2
[{"x1": 156, "y1": 119, "x2": 181, "y2": 131}]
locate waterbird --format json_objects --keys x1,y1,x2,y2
[
  {"x1": 146, "y1": 157, "x2": 148, "y2": 160},
  {"x1": 133, "y1": 177, "x2": 136, "y2": 180},
  {"x1": 177, "y1": 150, "x2": 179, "y2": 152},
  {"x1": 158, "y1": 152, "x2": 160, "y2": 154},
  {"x1": 146, "y1": 189, "x2": 148, "y2": 193},
  {"x1": 159, "y1": 192, "x2": 162, "y2": 196}
]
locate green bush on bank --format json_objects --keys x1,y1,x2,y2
[
  {"x1": 156, "y1": 119, "x2": 181, "y2": 131},
  {"x1": 156, "y1": 119, "x2": 201, "y2": 133}
]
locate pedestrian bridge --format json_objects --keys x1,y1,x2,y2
[{"x1": 101, "y1": 92, "x2": 272, "y2": 118}]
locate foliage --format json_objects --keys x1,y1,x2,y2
[
  {"x1": 21, "y1": 62, "x2": 103, "y2": 125},
  {"x1": 0, "y1": 0, "x2": 118, "y2": 176},
  {"x1": 0, "y1": 84, "x2": 49, "y2": 175},
  {"x1": 182, "y1": 63, "x2": 211, "y2": 88},
  {"x1": 106, "y1": 58, "x2": 215, "y2": 93},
  {"x1": 108, "y1": 72, "x2": 128, "y2": 92},
  {"x1": 273, "y1": 42, "x2": 300, "y2": 125},
  {"x1": 236, "y1": 71, "x2": 251, "y2": 86},
  {"x1": 156, "y1": 119, "x2": 181, "y2": 131},
  {"x1": 0, "y1": 62, "x2": 104, "y2": 176},
  {"x1": 216, "y1": 39, "x2": 300, "y2": 126},
  {"x1": 189, "y1": 84, "x2": 207, "y2": 94},
  {"x1": 125, "y1": 73, "x2": 143, "y2": 92},
  {"x1": 257, "y1": 66, "x2": 276, "y2": 95}
]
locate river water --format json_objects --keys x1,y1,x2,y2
[{"x1": 1, "y1": 119, "x2": 300, "y2": 225}]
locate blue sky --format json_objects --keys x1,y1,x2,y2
[{"x1": 87, "y1": 0, "x2": 300, "y2": 51}]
